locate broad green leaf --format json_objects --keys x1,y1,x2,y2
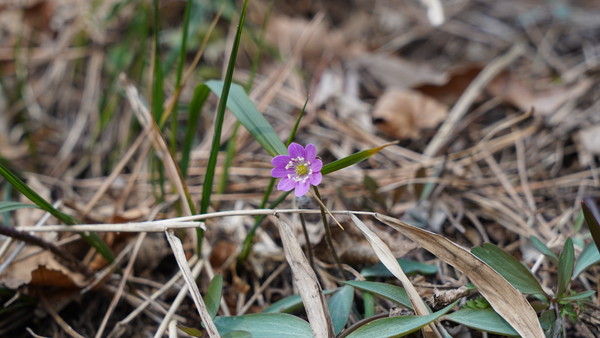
[
  {"x1": 205, "y1": 80, "x2": 287, "y2": 157},
  {"x1": 0, "y1": 162, "x2": 114, "y2": 262},
  {"x1": 573, "y1": 243, "x2": 600, "y2": 277},
  {"x1": 530, "y1": 235, "x2": 558, "y2": 263},
  {"x1": 472, "y1": 243, "x2": 545, "y2": 296},
  {"x1": 214, "y1": 313, "x2": 312, "y2": 337},
  {"x1": 223, "y1": 331, "x2": 252, "y2": 338},
  {"x1": 343, "y1": 280, "x2": 412, "y2": 310},
  {"x1": 361, "y1": 258, "x2": 437, "y2": 278},
  {"x1": 327, "y1": 285, "x2": 354, "y2": 335},
  {"x1": 321, "y1": 142, "x2": 397, "y2": 175},
  {"x1": 0, "y1": 201, "x2": 39, "y2": 213},
  {"x1": 582, "y1": 199, "x2": 600, "y2": 252},
  {"x1": 263, "y1": 289, "x2": 336, "y2": 314},
  {"x1": 557, "y1": 238, "x2": 575, "y2": 297},
  {"x1": 346, "y1": 300, "x2": 458, "y2": 337},
  {"x1": 204, "y1": 274, "x2": 223, "y2": 319},
  {"x1": 442, "y1": 309, "x2": 518, "y2": 336},
  {"x1": 559, "y1": 290, "x2": 596, "y2": 302}
]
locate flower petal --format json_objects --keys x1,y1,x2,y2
[
  {"x1": 294, "y1": 181, "x2": 310, "y2": 196},
  {"x1": 288, "y1": 142, "x2": 305, "y2": 158},
  {"x1": 309, "y1": 172, "x2": 322, "y2": 186},
  {"x1": 272, "y1": 168, "x2": 293, "y2": 178},
  {"x1": 305, "y1": 144, "x2": 317, "y2": 160},
  {"x1": 272, "y1": 155, "x2": 291, "y2": 167},
  {"x1": 277, "y1": 178, "x2": 296, "y2": 191},
  {"x1": 310, "y1": 159, "x2": 323, "y2": 172}
]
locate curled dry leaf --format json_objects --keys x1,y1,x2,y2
[
  {"x1": 0, "y1": 246, "x2": 86, "y2": 288},
  {"x1": 372, "y1": 88, "x2": 448, "y2": 140},
  {"x1": 375, "y1": 213, "x2": 544, "y2": 338},
  {"x1": 273, "y1": 216, "x2": 334, "y2": 338}
]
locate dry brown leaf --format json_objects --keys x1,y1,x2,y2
[
  {"x1": 354, "y1": 53, "x2": 449, "y2": 89},
  {"x1": 0, "y1": 246, "x2": 86, "y2": 288},
  {"x1": 487, "y1": 72, "x2": 592, "y2": 116},
  {"x1": 372, "y1": 88, "x2": 448, "y2": 139},
  {"x1": 274, "y1": 216, "x2": 334, "y2": 338},
  {"x1": 375, "y1": 213, "x2": 544, "y2": 338},
  {"x1": 349, "y1": 214, "x2": 437, "y2": 337}
]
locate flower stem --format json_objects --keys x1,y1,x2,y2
[
  {"x1": 299, "y1": 213, "x2": 315, "y2": 269},
  {"x1": 312, "y1": 186, "x2": 346, "y2": 279}
]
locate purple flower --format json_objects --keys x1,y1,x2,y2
[{"x1": 271, "y1": 143, "x2": 323, "y2": 197}]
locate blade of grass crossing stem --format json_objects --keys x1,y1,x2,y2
[
  {"x1": 198, "y1": 0, "x2": 249, "y2": 254},
  {"x1": 0, "y1": 162, "x2": 113, "y2": 261},
  {"x1": 181, "y1": 84, "x2": 210, "y2": 178},
  {"x1": 321, "y1": 142, "x2": 398, "y2": 175}
]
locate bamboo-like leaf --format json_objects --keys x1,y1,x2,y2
[
  {"x1": 375, "y1": 213, "x2": 544, "y2": 338},
  {"x1": 472, "y1": 243, "x2": 546, "y2": 296},
  {"x1": 214, "y1": 313, "x2": 312, "y2": 337},
  {"x1": 327, "y1": 285, "x2": 354, "y2": 335},
  {"x1": 343, "y1": 280, "x2": 412, "y2": 310},
  {"x1": 573, "y1": 242, "x2": 600, "y2": 277},
  {"x1": 205, "y1": 80, "x2": 287, "y2": 157},
  {"x1": 442, "y1": 309, "x2": 519, "y2": 336},
  {"x1": 556, "y1": 238, "x2": 574, "y2": 297},
  {"x1": 204, "y1": 274, "x2": 223, "y2": 319},
  {"x1": 346, "y1": 300, "x2": 458, "y2": 338},
  {"x1": 321, "y1": 142, "x2": 397, "y2": 175}
]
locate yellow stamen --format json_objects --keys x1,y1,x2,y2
[{"x1": 295, "y1": 164, "x2": 308, "y2": 176}]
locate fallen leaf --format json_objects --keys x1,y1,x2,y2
[
  {"x1": 375, "y1": 213, "x2": 544, "y2": 338},
  {"x1": 372, "y1": 88, "x2": 448, "y2": 139}
]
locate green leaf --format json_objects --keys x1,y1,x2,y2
[
  {"x1": 177, "y1": 325, "x2": 203, "y2": 337},
  {"x1": 343, "y1": 280, "x2": 412, "y2": 310},
  {"x1": 214, "y1": 313, "x2": 312, "y2": 337},
  {"x1": 263, "y1": 289, "x2": 336, "y2": 314},
  {"x1": 559, "y1": 290, "x2": 596, "y2": 302},
  {"x1": 582, "y1": 199, "x2": 600, "y2": 253},
  {"x1": 361, "y1": 258, "x2": 437, "y2": 278},
  {"x1": 471, "y1": 243, "x2": 545, "y2": 296},
  {"x1": 442, "y1": 309, "x2": 519, "y2": 336},
  {"x1": 0, "y1": 201, "x2": 39, "y2": 213},
  {"x1": 0, "y1": 162, "x2": 114, "y2": 262},
  {"x1": 204, "y1": 274, "x2": 223, "y2": 319},
  {"x1": 223, "y1": 331, "x2": 252, "y2": 338},
  {"x1": 363, "y1": 291, "x2": 375, "y2": 318},
  {"x1": 530, "y1": 235, "x2": 558, "y2": 263},
  {"x1": 557, "y1": 238, "x2": 575, "y2": 297},
  {"x1": 346, "y1": 300, "x2": 458, "y2": 337},
  {"x1": 181, "y1": 84, "x2": 210, "y2": 178},
  {"x1": 321, "y1": 142, "x2": 397, "y2": 175},
  {"x1": 327, "y1": 285, "x2": 354, "y2": 335},
  {"x1": 573, "y1": 243, "x2": 600, "y2": 277},
  {"x1": 205, "y1": 80, "x2": 287, "y2": 157}
]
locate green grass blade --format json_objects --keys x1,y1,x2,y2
[
  {"x1": 205, "y1": 80, "x2": 287, "y2": 157},
  {"x1": 204, "y1": 274, "x2": 223, "y2": 319},
  {"x1": 0, "y1": 162, "x2": 113, "y2": 261},
  {"x1": 151, "y1": 0, "x2": 164, "y2": 122},
  {"x1": 0, "y1": 201, "x2": 39, "y2": 213},
  {"x1": 321, "y1": 142, "x2": 397, "y2": 175},
  {"x1": 198, "y1": 0, "x2": 249, "y2": 253},
  {"x1": 218, "y1": 122, "x2": 240, "y2": 194},
  {"x1": 181, "y1": 84, "x2": 210, "y2": 178}
]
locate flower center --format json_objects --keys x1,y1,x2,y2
[{"x1": 295, "y1": 163, "x2": 308, "y2": 176}]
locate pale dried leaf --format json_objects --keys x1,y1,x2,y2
[
  {"x1": 349, "y1": 214, "x2": 437, "y2": 337},
  {"x1": 274, "y1": 216, "x2": 334, "y2": 338},
  {"x1": 375, "y1": 213, "x2": 544, "y2": 338},
  {"x1": 373, "y1": 88, "x2": 448, "y2": 139}
]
